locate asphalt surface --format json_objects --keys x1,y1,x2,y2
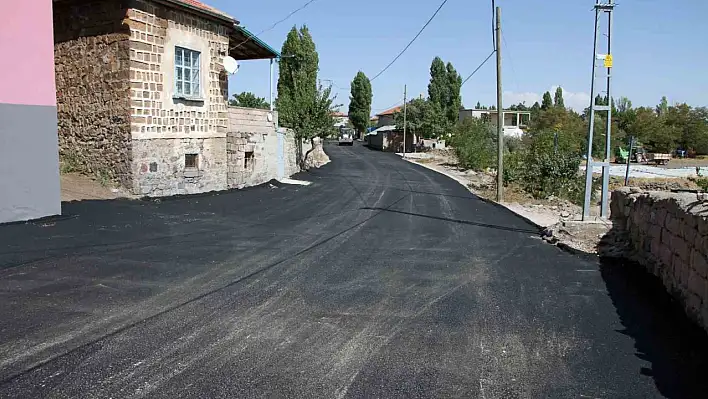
[{"x1": 1, "y1": 143, "x2": 707, "y2": 398}]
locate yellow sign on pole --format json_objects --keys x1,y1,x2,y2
[{"x1": 604, "y1": 54, "x2": 613, "y2": 68}]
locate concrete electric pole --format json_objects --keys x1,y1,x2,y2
[
  {"x1": 582, "y1": 0, "x2": 615, "y2": 220},
  {"x1": 495, "y1": 6, "x2": 503, "y2": 202}
]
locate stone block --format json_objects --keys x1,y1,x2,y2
[
  {"x1": 692, "y1": 249, "x2": 708, "y2": 278},
  {"x1": 660, "y1": 244, "x2": 673, "y2": 266},
  {"x1": 666, "y1": 214, "x2": 682, "y2": 236},
  {"x1": 688, "y1": 269, "x2": 706, "y2": 297},
  {"x1": 648, "y1": 224, "x2": 662, "y2": 239},
  {"x1": 650, "y1": 235, "x2": 662, "y2": 258},
  {"x1": 671, "y1": 235, "x2": 690, "y2": 262},
  {"x1": 698, "y1": 217, "x2": 708, "y2": 236},
  {"x1": 661, "y1": 228, "x2": 672, "y2": 245},
  {"x1": 686, "y1": 293, "x2": 703, "y2": 315}
]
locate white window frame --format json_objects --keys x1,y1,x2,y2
[{"x1": 174, "y1": 47, "x2": 201, "y2": 99}]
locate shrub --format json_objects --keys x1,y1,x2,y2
[
  {"x1": 511, "y1": 130, "x2": 589, "y2": 204},
  {"x1": 693, "y1": 177, "x2": 708, "y2": 192},
  {"x1": 503, "y1": 149, "x2": 526, "y2": 185},
  {"x1": 452, "y1": 117, "x2": 496, "y2": 170}
]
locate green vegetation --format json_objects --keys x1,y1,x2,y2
[
  {"x1": 451, "y1": 117, "x2": 496, "y2": 170},
  {"x1": 393, "y1": 57, "x2": 462, "y2": 139},
  {"x1": 229, "y1": 92, "x2": 270, "y2": 109},
  {"x1": 277, "y1": 25, "x2": 338, "y2": 167},
  {"x1": 348, "y1": 71, "x2": 373, "y2": 137},
  {"x1": 692, "y1": 177, "x2": 708, "y2": 192}
]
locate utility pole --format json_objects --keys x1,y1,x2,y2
[
  {"x1": 403, "y1": 85, "x2": 407, "y2": 158},
  {"x1": 495, "y1": 6, "x2": 503, "y2": 202},
  {"x1": 582, "y1": 0, "x2": 615, "y2": 220},
  {"x1": 624, "y1": 135, "x2": 633, "y2": 186}
]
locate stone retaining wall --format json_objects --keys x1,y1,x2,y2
[
  {"x1": 54, "y1": 0, "x2": 133, "y2": 187},
  {"x1": 609, "y1": 188, "x2": 708, "y2": 332}
]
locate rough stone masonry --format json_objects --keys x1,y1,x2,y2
[{"x1": 608, "y1": 188, "x2": 708, "y2": 333}]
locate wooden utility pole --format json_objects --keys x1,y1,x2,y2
[
  {"x1": 403, "y1": 85, "x2": 407, "y2": 158},
  {"x1": 495, "y1": 7, "x2": 503, "y2": 202}
]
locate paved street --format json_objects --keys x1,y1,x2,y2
[{"x1": 1, "y1": 143, "x2": 707, "y2": 398}]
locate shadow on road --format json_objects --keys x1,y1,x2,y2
[
  {"x1": 600, "y1": 257, "x2": 708, "y2": 398},
  {"x1": 361, "y1": 206, "x2": 541, "y2": 235}
]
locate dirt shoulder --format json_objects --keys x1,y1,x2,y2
[{"x1": 61, "y1": 173, "x2": 133, "y2": 202}]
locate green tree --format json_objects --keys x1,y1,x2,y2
[
  {"x1": 666, "y1": 104, "x2": 708, "y2": 154},
  {"x1": 554, "y1": 87, "x2": 565, "y2": 108},
  {"x1": 394, "y1": 99, "x2": 445, "y2": 139},
  {"x1": 445, "y1": 62, "x2": 463, "y2": 125},
  {"x1": 615, "y1": 96, "x2": 636, "y2": 136},
  {"x1": 427, "y1": 57, "x2": 447, "y2": 107},
  {"x1": 277, "y1": 25, "x2": 337, "y2": 167},
  {"x1": 451, "y1": 116, "x2": 496, "y2": 170},
  {"x1": 229, "y1": 92, "x2": 270, "y2": 109},
  {"x1": 348, "y1": 71, "x2": 372, "y2": 138},
  {"x1": 427, "y1": 57, "x2": 462, "y2": 137},
  {"x1": 657, "y1": 96, "x2": 669, "y2": 116},
  {"x1": 628, "y1": 107, "x2": 676, "y2": 152},
  {"x1": 530, "y1": 101, "x2": 541, "y2": 119},
  {"x1": 476, "y1": 101, "x2": 482, "y2": 109},
  {"x1": 541, "y1": 91, "x2": 553, "y2": 110}
]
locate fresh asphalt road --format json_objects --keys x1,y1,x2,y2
[{"x1": 1, "y1": 143, "x2": 707, "y2": 398}]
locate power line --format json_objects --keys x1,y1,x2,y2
[
  {"x1": 373, "y1": 100, "x2": 403, "y2": 113},
  {"x1": 231, "y1": 0, "x2": 320, "y2": 51},
  {"x1": 461, "y1": 50, "x2": 496, "y2": 86},
  {"x1": 370, "y1": 0, "x2": 450, "y2": 82}
]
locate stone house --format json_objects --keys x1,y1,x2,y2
[
  {"x1": 375, "y1": 105, "x2": 402, "y2": 128},
  {"x1": 54, "y1": 0, "x2": 286, "y2": 196}
]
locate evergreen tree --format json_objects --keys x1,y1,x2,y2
[
  {"x1": 541, "y1": 91, "x2": 553, "y2": 110},
  {"x1": 657, "y1": 96, "x2": 669, "y2": 116},
  {"x1": 348, "y1": 71, "x2": 372, "y2": 137},
  {"x1": 445, "y1": 62, "x2": 462, "y2": 126},
  {"x1": 476, "y1": 101, "x2": 482, "y2": 109},
  {"x1": 276, "y1": 25, "x2": 337, "y2": 166},
  {"x1": 530, "y1": 101, "x2": 541, "y2": 119},
  {"x1": 427, "y1": 57, "x2": 447, "y2": 107},
  {"x1": 554, "y1": 87, "x2": 565, "y2": 108}
]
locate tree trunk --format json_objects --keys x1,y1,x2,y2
[{"x1": 301, "y1": 137, "x2": 317, "y2": 170}]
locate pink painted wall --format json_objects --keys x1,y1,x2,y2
[{"x1": 0, "y1": 1, "x2": 57, "y2": 107}]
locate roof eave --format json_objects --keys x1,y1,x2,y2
[
  {"x1": 160, "y1": 0, "x2": 238, "y2": 24},
  {"x1": 229, "y1": 25, "x2": 281, "y2": 60}
]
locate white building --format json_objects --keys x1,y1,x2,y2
[
  {"x1": 458, "y1": 109, "x2": 531, "y2": 138},
  {"x1": 333, "y1": 112, "x2": 349, "y2": 128}
]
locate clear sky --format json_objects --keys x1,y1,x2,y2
[{"x1": 211, "y1": 0, "x2": 708, "y2": 114}]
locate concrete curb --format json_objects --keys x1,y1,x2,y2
[{"x1": 402, "y1": 157, "x2": 599, "y2": 258}]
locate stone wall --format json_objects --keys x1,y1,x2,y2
[
  {"x1": 54, "y1": 0, "x2": 133, "y2": 187},
  {"x1": 608, "y1": 188, "x2": 708, "y2": 332},
  {"x1": 225, "y1": 108, "x2": 327, "y2": 188},
  {"x1": 226, "y1": 107, "x2": 278, "y2": 188},
  {"x1": 127, "y1": 0, "x2": 231, "y2": 195},
  {"x1": 131, "y1": 136, "x2": 226, "y2": 196}
]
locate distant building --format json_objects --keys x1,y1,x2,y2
[
  {"x1": 375, "y1": 105, "x2": 402, "y2": 128},
  {"x1": 332, "y1": 112, "x2": 349, "y2": 127},
  {"x1": 458, "y1": 108, "x2": 531, "y2": 138}
]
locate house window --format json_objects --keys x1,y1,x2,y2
[
  {"x1": 185, "y1": 154, "x2": 198, "y2": 169},
  {"x1": 175, "y1": 47, "x2": 200, "y2": 98},
  {"x1": 244, "y1": 151, "x2": 254, "y2": 170}
]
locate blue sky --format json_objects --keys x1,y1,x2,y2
[{"x1": 212, "y1": 0, "x2": 708, "y2": 113}]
